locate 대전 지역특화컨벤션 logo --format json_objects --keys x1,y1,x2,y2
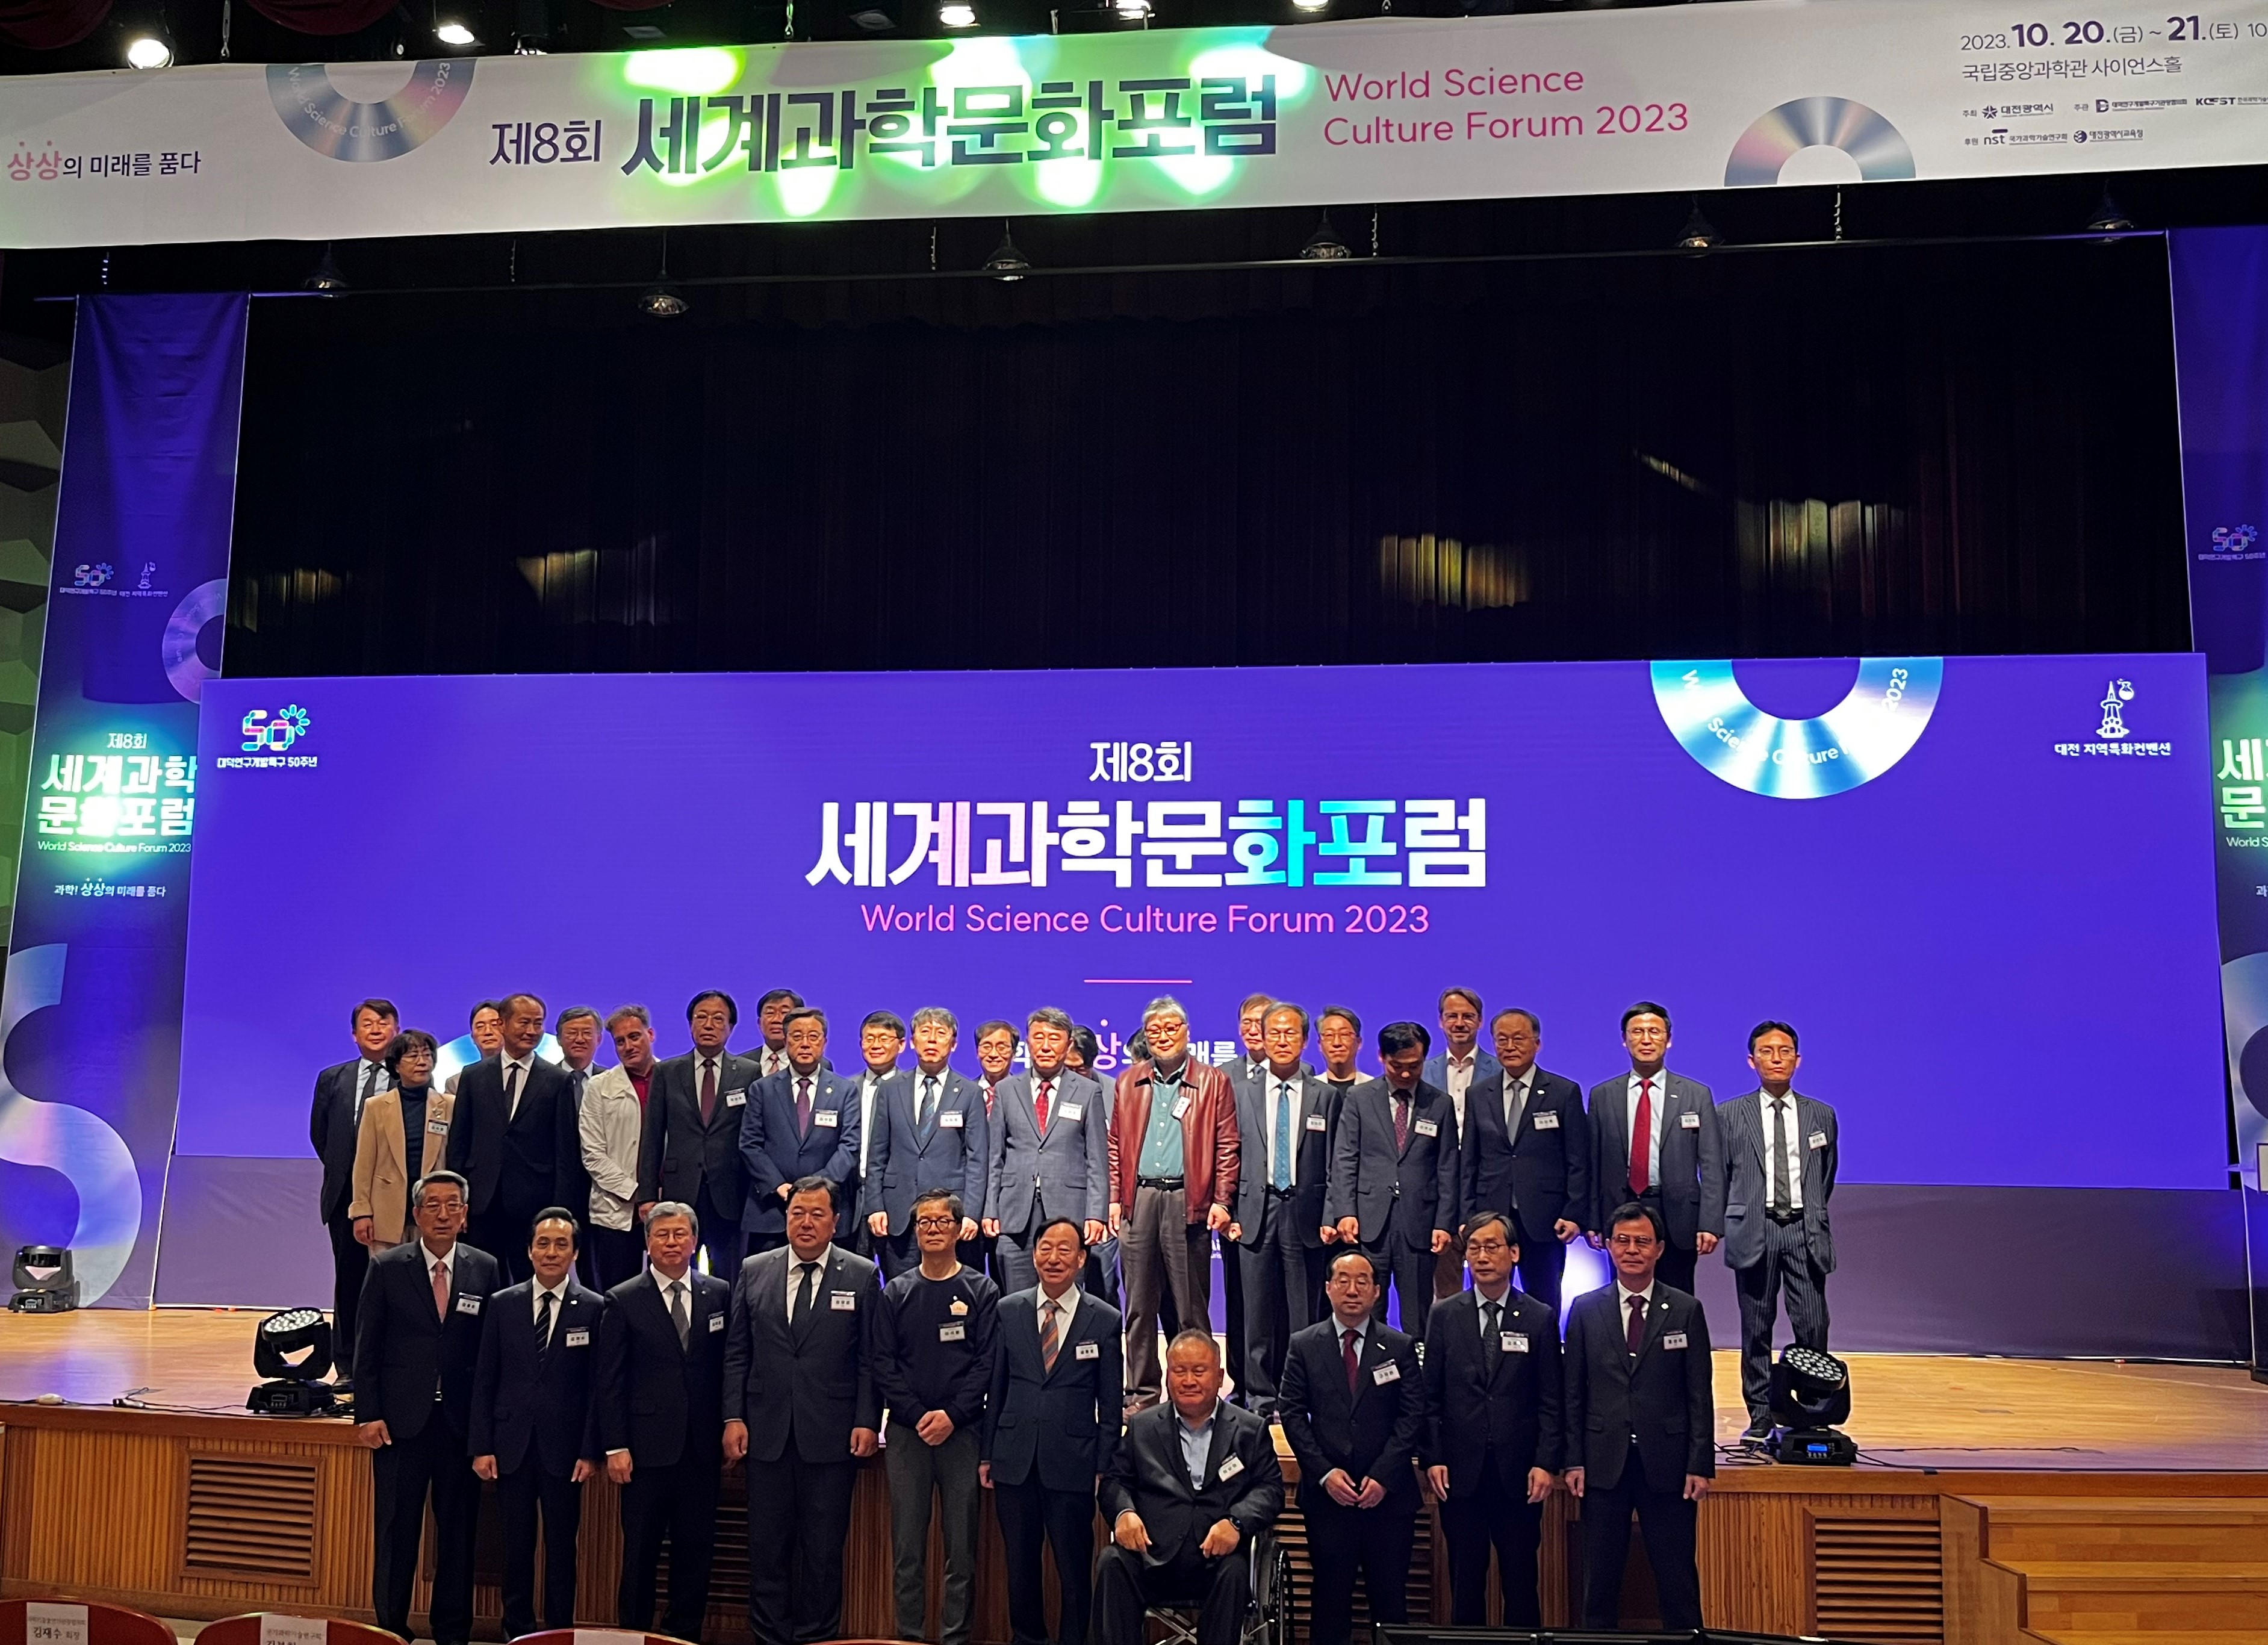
[{"x1": 2054, "y1": 676, "x2": 2175, "y2": 765}]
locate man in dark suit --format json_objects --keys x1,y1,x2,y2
[
  {"x1": 1095, "y1": 1330, "x2": 1283, "y2": 1645},
  {"x1": 844, "y1": 1009, "x2": 909, "y2": 1258},
  {"x1": 1585, "y1": 1001, "x2": 1724, "y2": 1296},
  {"x1": 1565, "y1": 1201, "x2": 1714, "y2": 1631},
  {"x1": 739, "y1": 1006, "x2": 861, "y2": 1257},
  {"x1": 1228, "y1": 1004, "x2": 1333, "y2": 1419},
  {"x1": 471, "y1": 1208, "x2": 603, "y2": 1640},
  {"x1": 1461, "y1": 1007, "x2": 1591, "y2": 1315},
  {"x1": 986, "y1": 1007, "x2": 1111, "y2": 1295},
  {"x1": 637, "y1": 988, "x2": 761, "y2": 1276},
  {"x1": 312, "y1": 996, "x2": 396, "y2": 1378},
  {"x1": 1328, "y1": 1021, "x2": 1458, "y2": 1338},
  {"x1": 447, "y1": 991, "x2": 577, "y2": 1284},
  {"x1": 591, "y1": 1201, "x2": 732, "y2": 1640},
  {"x1": 863, "y1": 1006, "x2": 990, "y2": 1278},
  {"x1": 553, "y1": 1006, "x2": 602, "y2": 1285},
  {"x1": 1421, "y1": 1211, "x2": 1561, "y2": 1626},
  {"x1": 1278, "y1": 1251, "x2": 1426, "y2": 1645},
  {"x1": 983, "y1": 1217, "x2": 1124, "y2": 1645},
  {"x1": 750, "y1": 987, "x2": 807, "y2": 1081},
  {"x1": 353, "y1": 1170, "x2": 501, "y2": 1645},
  {"x1": 722, "y1": 1175, "x2": 884, "y2": 1645},
  {"x1": 1719, "y1": 1021, "x2": 1839, "y2": 1442}
]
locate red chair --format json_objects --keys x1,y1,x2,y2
[
  {"x1": 193, "y1": 1617, "x2": 403, "y2": 1645},
  {"x1": 0, "y1": 1599, "x2": 176, "y2": 1645},
  {"x1": 509, "y1": 1631, "x2": 702, "y2": 1645}
]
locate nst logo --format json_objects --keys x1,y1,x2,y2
[{"x1": 241, "y1": 704, "x2": 311, "y2": 753}]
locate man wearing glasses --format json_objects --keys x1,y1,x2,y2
[{"x1": 873, "y1": 1187, "x2": 1001, "y2": 1645}]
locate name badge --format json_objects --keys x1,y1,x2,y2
[
  {"x1": 564, "y1": 1328, "x2": 591, "y2": 1348},
  {"x1": 1414, "y1": 1118, "x2": 1439, "y2": 1137},
  {"x1": 1306, "y1": 1113, "x2": 1328, "y2": 1132},
  {"x1": 939, "y1": 1110, "x2": 965, "y2": 1128},
  {"x1": 940, "y1": 1322, "x2": 967, "y2": 1343},
  {"x1": 1372, "y1": 1361, "x2": 1401, "y2": 1384},
  {"x1": 1662, "y1": 1330, "x2": 1689, "y2": 1350},
  {"x1": 1679, "y1": 1111, "x2": 1701, "y2": 1130},
  {"x1": 1217, "y1": 1454, "x2": 1244, "y2": 1481},
  {"x1": 427, "y1": 1120, "x2": 449, "y2": 1134},
  {"x1": 814, "y1": 1109, "x2": 840, "y2": 1127},
  {"x1": 1075, "y1": 1340, "x2": 1100, "y2": 1360},
  {"x1": 1502, "y1": 1332, "x2": 1529, "y2": 1354},
  {"x1": 708, "y1": 1312, "x2": 725, "y2": 1332},
  {"x1": 1809, "y1": 1131, "x2": 1828, "y2": 1149},
  {"x1": 1532, "y1": 1112, "x2": 1559, "y2": 1130},
  {"x1": 1172, "y1": 1096, "x2": 1192, "y2": 1119},
  {"x1": 830, "y1": 1291, "x2": 858, "y2": 1311},
  {"x1": 1058, "y1": 1102, "x2": 1084, "y2": 1121},
  {"x1": 455, "y1": 1295, "x2": 482, "y2": 1315},
  {"x1": 724, "y1": 1090, "x2": 747, "y2": 1109}
]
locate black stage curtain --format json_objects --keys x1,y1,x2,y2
[{"x1": 223, "y1": 234, "x2": 2189, "y2": 678}]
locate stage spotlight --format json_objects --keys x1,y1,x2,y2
[
  {"x1": 939, "y1": 1, "x2": 977, "y2": 24},
  {"x1": 302, "y1": 246, "x2": 349, "y2": 295},
  {"x1": 9, "y1": 1246, "x2": 79, "y2": 1313},
  {"x1": 1293, "y1": 0, "x2": 1328, "y2": 11},
  {"x1": 1766, "y1": 1343, "x2": 1857, "y2": 1465},
  {"x1": 1300, "y1": 209, "x2": 1352, "y2": 260},
  {"x1": 1114, "y1": 0, "x2": 1151, "y2": 17},
  {"x1": 249, "y1": 1307, "x2": 340, "y2": 1415},
  {"x1": 1676, "y1": 200, "x2": 1720, "y2": 250},
  {"x1": 2087, "y1": 188, "x2": 2135, "y2": 233},
  {"x1": 638, "y1": 283, "x2": 689, "y2": 317},
  {"x1": 435, "y1": 13, "x2": 478, "y2": 45},
  {"x1": 984, "y1": 223, "x2": 1030, "y2": 281},
  {"x1": 848, "y1": 7, "x2": 897, "y2": 29},
  {"x1": 125, "y1": 34, "x2": 173, "y2": 69}
]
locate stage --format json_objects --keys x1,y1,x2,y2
[{"x1": 4, "y1": 1312, "x2": 2266, "y2": 1645}]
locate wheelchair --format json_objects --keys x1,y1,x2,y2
[{"x1": 1145, "y1": 1525, "x2": 1294, "y2": 1645}]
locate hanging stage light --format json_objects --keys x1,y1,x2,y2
[
  {"x1": 984, "y1": 223, "x2": 1030, "y2": 281},
  {"x1": 1300, "y1": 210, "x2": 1352, "y2": 260}
]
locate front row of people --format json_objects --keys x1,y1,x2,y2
[{"x1": 357, "y1": 1170, "x2": 1712, "y2": 1645}]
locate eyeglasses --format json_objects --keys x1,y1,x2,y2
[
  {"x1": 914, "y1": 1216, "x2": 959, "y2": 1231},
  {"x1": 1606, "y1": 1234, "x2": 1658, "y2": 1251}
]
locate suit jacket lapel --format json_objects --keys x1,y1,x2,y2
[{"x1": 1200, "y1": 1408, "x2": 1233, "y2": 1490}]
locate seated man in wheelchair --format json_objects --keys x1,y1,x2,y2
[{"x1": 1095, "y1": 1329, "x2": 1285, "y2": 1645}]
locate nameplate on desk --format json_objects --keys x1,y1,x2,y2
[
  {"x1": 1075, "y1": 1340, "x2": 1100, "y2": 1360},
  {"x1": 1680, "y1": 1112, "x2": 1701, "y2": 1129},
  {"x1": 830, "y1": 1291, "x2": 858, "y2": 1311},
  {"x1": 940, "y1": 1110, "x2": 965, "y2": 1128},
  {"x1": 814, "y1": 1109, "x2": 840, "y2": 1127},
  {"x1": 1532, "y1": 1113, "x2": 1559, "y2": 1130},
  {"x1": 26, "y1": 1602, "x2": 88, "y2": 1645},
  {"x1": 258, "y1": 1617, "x2": 326, "y2": 1645}
]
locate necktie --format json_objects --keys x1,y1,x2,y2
[
  {"x1": 1272, "y1": 1083, "x2": 1293, "y2": 1192},
  {"x1": 356, "y1": 1062, "x2": 378, "y2": 1122},
  {"x1": 432, "y1": 1257, "x2": 450, "y2": 1320},
  {"x1": 503, "y1": 1062, "x2": 521, "y2": 1122},
  {"x1": 670, "y1": 1280, "x2": 689, "y2": 1348},
  {"x1": 1342, "y1": 1326, "x2": 1361, "y2": 1393},
  {"x1": 1040, "y1": 1298, "x2": 1061, "y2": 1374},
  {"x1": 1393, "y1": 1091, "x2": 1410, "y2": 1152},
  {"x1": 1033, "y1": 1078, "x2": 1052, "y2": 1136},
  {"x1": 1629, "y1": 1078, "x2": 1654, "y2": 1194},
  {"x1": 983, "y1": 1082, "x2": 996, "y2": 1118},
  {"x1": 920, "y1": 1075, "x2": 939, "y2": 1133},
  {"x1": 1506, "y1": 1077, "x2": 1527, "y2": 1142},
  {"x1": 536, "y1": 1289, "x2": 556, "y2": 1360},
  {"x1": 1770, "y1": 1098, "x2": 1793, "y2": 1216},
  {"x1": 1626, "y1": 1291, "x2": 1647, "y2": 1356},
  {"x1": 699, "y1": 1058, "x2": 718, "y2": 1125},
  {"x1": 1482, "y1": 1298, "x2": 1502, "y2": 1356},
  {"x1": 792, "y1": 1261, "x2": 819, "y2": 1323},
  {"x1": 796, "y1": 1077, "x2": 812, "y2": 1138}
]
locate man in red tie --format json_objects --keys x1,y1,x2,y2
[
  {"x1": 1562, "y1": 1201, "x2": 1713, "y2": 1630},
  {"x1": 1584, "y1": 1002, "x2": 1724, "y2": 1295},
  {"x1": 984, "y1": 1007, "x2": 1111, "y2": 1297},
  {"x1": 635, "y1": 990, "x2": 761, "y2": 1275}
]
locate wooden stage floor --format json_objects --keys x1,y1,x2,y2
[{"x1": 4, "y1": 1306, "x2": 2266, "y2": 1472}]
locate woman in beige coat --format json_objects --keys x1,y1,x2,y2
[{"x1": 349, "y1": 1030, "x2": 455, "y2": 1248}]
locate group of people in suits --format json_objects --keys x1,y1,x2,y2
[{"x1": 318, "y1": 983, "x2": 1842, "y2": 1643}]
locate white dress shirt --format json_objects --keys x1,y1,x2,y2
[
  {"x1": 352, "y1": 1057, "x2": 393, "y2": 1122},
  {"x1": 1472, "y1": 1280, "x2": 1515, "y2": 1341},
  {"x1": 1037, "y1": 1281, "x2": 1081, "y2": 1341},
  {"x1": 424, "y1": 1240, "x2": 458, "y2": 1295},
  {"x1": 1625, "y1": 1070, "x2": 1666, "y2": 1187},
  {"x1": 692, "y1": 1052, "x2": 724, "y2": 1118},
  {"x1": 1762, "y1": 1092, "x2": 1805, "y2": 1212},
  {"x1": 759, "y1": 1045, "x2": 791, "y2": 1079},
  {"x1": 1616, "y1": 1278, "x2": 1656, "y2": 1340},
  {"x1": 859, "y1": 1074, "x2": 886, "y2": 1175},
  {"x1": 531, "y1": 1276, "x2": 568, "y2": 1336},
  {"x1": 1263, "y1": 1074, "x2": 1304, "y2": 1189},
  {"x1": 784, "y1": 1244, "x2": 837, "y2": 1322},
  {"x1": 1502, "y1": 1065, "x2": 1535, "y2": 1140},
  {"x1": 500, "y1": 1051, "x2": 535, "y2": 1121}
]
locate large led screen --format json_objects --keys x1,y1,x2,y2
[{"x1": 175, "y1": 653, "x2": 2225, "y2": 1193}]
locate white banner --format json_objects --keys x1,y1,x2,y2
[{"x1": 3, "y1": 0, "x2": 2265, "y2": 247}]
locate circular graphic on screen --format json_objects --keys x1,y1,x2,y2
[
  {"x1": 163, "y1": 578, "x2": 227, "y2": 704},
  {"x1": 1650, "y1": 657, "x2": 1943, "y2": 798},
  {"x1": 1724, "y1": 97, "x2": 1916, "y2": 187},
  {"x1": 266, "y1": 60, "x2": 474, "y2": 162},
  {"x1": 2218, "y1": 951, "x2": 2268, "y2": 1122}
]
